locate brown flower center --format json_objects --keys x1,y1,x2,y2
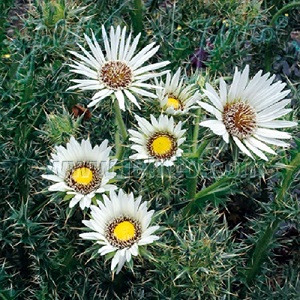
[
  {"x1": 99, "y1": 61, "x2": 133, "y2": 90},
  {"x1": 223, "y1": 102, "x2": 257, "y2": 139}
]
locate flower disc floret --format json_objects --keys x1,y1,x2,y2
[
  {"x1": 147, "y1": 132, "x2": 177, "y2": 159},
  {"x1": 223, "y1": 102, "x2": 257, "y2": 139},
  {"x1": 65, "y1": 162, "x2": 102, "y2": 195},
  {"x1": 99, "y1": 61, "x2": 133, "y2": 90},
  {"x1": 165, "y1": 96, "x2": 183, "y2": 110},
  {"x1": 106, "y1": 216, "x2": 142, "y2": 248}
]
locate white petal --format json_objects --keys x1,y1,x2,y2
[
  {"x1": 68, "y1": 49, "x2": 99, "y2": 70},
  {"x1": 243, "y1": 139, "x2": 268, "y2": 161},
  {"x1": 228, "y1": 67, "x2": 241, "y2": 101},
  {"x1": 257, "y1": 108, "x2": 293, "y2": 123},
  {"x1": 79, "y1": 232, "x2": 105, "y2": 241},
  {"x1": 257, "y1": 120, "x2": 297, "y2": 128},
  {"x1": 116, "y1": 252, "x2": 127, "y2": 274},
  {"x1": 118, "y1": 27, "x2": 127, "y2": 60},
  {"x1": 130, "y1": 43, "x2": 157, "y2": 69},
  {"x1": 198, "y1": 102, "x2": 222, "y2": 120},
  {"x1": 74, "y1": 43, "x2": 100, "y2": 69},
  {"x1": 204, "y1": 83, "x2": 224, "y2": 111},
  {"x1": 232, "y1": 136, "x2": 254, "y2": 159},
  {"x1": 69, "y1": 65, "x2": 98, "y2": 79},
  {"x1": 124, "y1": 89, "x2": 141, "y2": 109},
  {"x1": 257, "y1": 99, "x2": 292, "y2": 118},
  {"x1": 79, "y1": 195, "x2": 92, "y2": 210},
  {"x1": 111, "y1": 250, "x2": 121, "y2": 271},
  {"x1": 90, "y1": 31, "x2": 106, "y2": 63},
  {"x1": 247, "y1": 136, "x2": 276, "y2": 155},
  {"x1": 42, "y1": 174, "x2": 63, "y2": 183},
  {"x1": 200, "y1": 120, "x2": 227, "y2": 137},
  {"x1": 110, "y1": 26, "x2": 120, "y2": 60},
  {"x1": 133, "y1": 61, "x2": 170, "y2": 76},
  {"x1": 115, "y1": 90, "x2": 125, "y2": 111},
  {"x1": 130, "y1": 87, "x2": 157, "y2": 98},
  {"x1": 98, "y1": 245, "x2": 117, "y2": 255},
  {"x1": 219, "y1": 78, "x2": 228, "y2": 105},
  {"x1": 124, "y1": 32, "x2": 141, "y2": 61},
  {"x1": 102, "y1": 25, "x2": 112, "y2": 60},
  {"x1": 253, "y1": 134, "x2": 290, "y2": 147},
  {"x1": 69, "y1": 195, "x2": 82, "y2": 208},
  {"x1": 255, "y1": 128, "x2": 292, "y2": 140},
  {"x1": 130, "y1": 243, "x2": 139, "y2": 256},
  {"x1": 48, "y1": 182, "x2": 70, "y2": 192},
  {"x1": 88, "y1": 90, "x2": 114, "y2": 107}
]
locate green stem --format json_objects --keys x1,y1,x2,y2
[
  {"x1": 114, "y1": 100, "x2": 128, "y2": 160},
  {"x1": 186, "y1": 108, "x2": 207, "y2": 199},
  {"x1": 186, "y1": 170, "x2": 198, "y2": 200},
  {"x1": 192, "y1": 108, "x2": 201, "y2": 152},
  {"x1": 245, "y1": 218, "x2": 281, "y2": 285},
  {"x1": 131, "y1": 0, "x2": 144, "y2": 36},
  {"x1": 194, "y1": 139, "x2": 210, "y2": 158},
  {"x1": 245, "y1": 152, "x2": 300, "y2": 285},
  {"x1": 193, "y1": 176, "x2": 230, "y2": 201},
  {"x1": 270, "y1": 2, "x2": 300, "y2": 26},
  {"x1": 276, "y1": 152, "x2": 300, "y2": 204},
  {"x1": 186, "y1": 139, "x2": 210, "y2": 200}
]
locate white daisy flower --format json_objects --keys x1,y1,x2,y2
[
  {"x1": 156, "y1": 67, "x2": 200, "y2": 115},
  {"x1": 198, "y1": 65, "x2": 297, "y2": 161},
  {"x1": 79, "y1": 189, "x2": 159, "y2": 274},
  {"x1": 128, "y1": 114, "x2": 186, "y2": 167},
  {"x1": 67, "y1": 25, "x2": 170, "y2": 111},
  {"x1": 42, "y1": 137, "x2": 117, "y2": 210}
]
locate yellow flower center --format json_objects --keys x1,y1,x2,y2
[
  {"x1": 151, "y1": 135, "x2": 173, "y2": 156},
  {"x1": 113, "y1": 221, "x2": 136, "y2": 241},
  {"x1": 166, "y1": 97, "x2": 181, "y2": 110},
  {"x1": 147, "y1": 132, "x2": 177, "y2": 159},
  {"x1": 106, "y1": 216, "x2": 141, "y2": 248},
  {"x1": 72, "y1": 167, "x2": 93, "y2": 185},
  {"x1": 66, "y1": 162, "x2": 102, "y2": 195}
]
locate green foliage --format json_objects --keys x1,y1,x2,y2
[
  {"x1": 148, "y1": 208, "x2": 244, "y2": 299},
  {"x1": 40, "y1": 108, "x2": 82, "y2": 145}
]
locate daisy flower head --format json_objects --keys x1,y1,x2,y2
[
  {"x1": 67, "y1": 25, "x2": 170, "y2": 111},
  {"x1": 42, "y1": 137, "x2": 117, "y2": 210},
  {"x1": 79, "y1": 189, "x2": 159, "y2": 274},
  {"x1": 129, "y1": 114, "x2": 186, "y2": 167},
  {"x1": 198, "y1": 65, "x2": 297, "y2": 161},
  {"x1": 156, "y1": 68, "x2": 200, "y2": 115}
]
